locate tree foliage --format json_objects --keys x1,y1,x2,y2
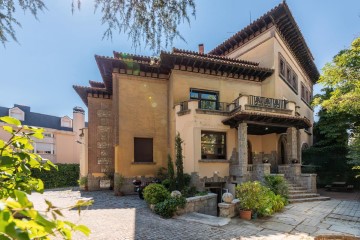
[
  {"x1": 166, "y1": 154, "x2": 175, "y2": 191},
  {"x1": 0, "y1": 0, "x2": 46, "y2": 45},
  {"x1": 313, "y1": 37, "x2": 360, "y2": 115},
  {"x1": 0, "y1": 116, "x2": 92, "y2": 239},
  {"x1": 311, "y1": 37, "x2": 360, "y2": 182},
  {"x1": 1, "y1": 0, "x2": 196, "y2": 52},
  {"x1": 175, "y1": 133, "x2": 184, "y2": 191}
]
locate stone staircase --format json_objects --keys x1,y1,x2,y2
[{"x1": 287, "y1": 182, "x2": 330, "y2": 203}]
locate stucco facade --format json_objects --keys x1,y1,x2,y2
[
  {"x1": 0, "y1": 105, "x2": 85, "y2": 164},
  {"x1": 74, "y1": 2, "x2": 319, "y2": 193}
]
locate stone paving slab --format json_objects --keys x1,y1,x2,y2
[
  {"x1": 27, "y1": 189, "x2": 360, "y2": 239},
  {"x1": 176, "y1": 212, "x2": 230, "y2": 226}
]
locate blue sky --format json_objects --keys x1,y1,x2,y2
[{"x1": 0, "y1": 0, "x2": 359, "y2": 119}]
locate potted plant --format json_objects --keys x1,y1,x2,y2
[
  {"x1": 79, "y1": 176, "x2": 88, "y2": 191},
  {"x1": 114, "y1": 174, "x2": 125, "y2": 196},
  {"x1": 235, "y1": 181, "x2": 267, "y2": 220}
]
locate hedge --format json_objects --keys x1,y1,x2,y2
[{"x1": 32, "y1": 164, "x2": 79, "y2": 189}]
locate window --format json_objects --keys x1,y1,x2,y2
[
  {"x1": 134, "y1": 138, "x2": 153, "y2": 162},
  {"x1": 201, "y1": 131, "x2": 226, "y2": 159},
  {"x1": 190, "y1": 89, "x2": 219, "y2": 110},
  {"x1": 61, "y1": 117, "x2": 72, "y2": 128},
  {"x1": 301, "y1": 84, "x2": 305, "y2": 99},
  {"x1": 292, "y1": 72, "x2": 298, "y2": 91},
  {"x1": 44, "y1": 133, "x2": 53, "y2": 138},
  {"x1": 279, "y1": 57, "x2": 286, "y2": 78},
  {"x1": 9, "y1": 107, "x2": 24, "y2": 121},
  {"x1": 286, "y1": 65, "x2": 292, "y2": 83},
  {"x1": 278, "y1": 53, "x2": 298, "y2": 93},
  {"x1": 35, "y1": 143, "x2": 53, "y2": 154}
]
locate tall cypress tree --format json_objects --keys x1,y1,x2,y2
[
  {"x1": 167, "y1": 154, "x2": 176, "y2": 191},
  {"x1": 175, "y1": 133, "x2": 184, "y2": 191}
]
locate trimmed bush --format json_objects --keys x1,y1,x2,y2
[
  {"x1": 143, "y1": 184, "x2": 170, "y2": 205},
  {"x1": 264, "y1": 175, "x2": 289, "y2": 200},
  {"x1": 154, "y1": 196, "x2": 186, "y2": 218},
  {"x1": 31, "y1": 163, "x2": 79, "y2": 189}
]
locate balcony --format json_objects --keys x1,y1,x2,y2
[{"x1": 177, "y1": 94, "x2": 296, "y2": 116}]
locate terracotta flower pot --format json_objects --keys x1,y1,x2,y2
[{"x1": 239, "y1": 209, "x2": 252, "y2": 220}]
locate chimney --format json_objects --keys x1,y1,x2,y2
[{"x1": 198, "y1": 44, "x2": 204, "y2": 54}]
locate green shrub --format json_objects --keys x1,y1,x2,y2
[
  {"x1": 183, "y1": 173, "x2": 191, "y2": 186},
  {"x1": 256, "y1": 190, "x2": 282, "y2": 217},
  {"x1": 32, "y1": 163, "x2": 79, "y2": 189},
  {"x1": 235, "y1": 181, "x2": 270, "y2": 212},
  {"x1": 264, "y1": 175, "x2": 289, "y2": 199},
  {"x1": 143, "y1": 184, "x2": 170, "y2": 204},
  {"x1": 181, "y1": 186, "x2": 197, "y2": 198},
  {"x1": 162, "y1": 179, "x2": 170, "y2": 189},
  {"x1": 156, "y1": 167, "x2": 168, "y2": 181},
  {"x1": 154, "y1": 196, "x2": 186, "y2": 218}
]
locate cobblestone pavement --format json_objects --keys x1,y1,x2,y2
[{"x1": 29, "y1": 189, "x2": 360, "y2": 240}]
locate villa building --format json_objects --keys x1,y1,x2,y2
[
  {"x1": 0, "y1": 104, "x2": 85, "y2": 164},
  {"x1": 74, "y1": 2, "x2": 318, "y2": 195}
]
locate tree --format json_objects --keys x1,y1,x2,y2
[
  {"x1": 175, "y1": 133, "x2": 184, "y2": 190},
  {"x1": 312, "y1": 36, "x2": 360, "y2": 181},
  {"x1": 167, "y1": 154, "x2": 176, "y2": 191},
  {"x1": 0, "y1": 116, "x2": 91, "y2": 239},
  {"x1": 313, "y1": 37, "x2": 360, "y2": 115},
  {"x1": 1, "y1": 0, "x2": 196, "y2": 52}
]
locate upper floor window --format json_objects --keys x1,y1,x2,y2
[
  {"x1": 279, "y1": 53, "x2": 298, "y2": 94},
  {"x1": 9, "y1": 107, "x2": 24, "y2": 121},
  {"x1": 279, "y1": 57, "x2": 286, "y2": 78},
  {"x1": 61, "y1": 116, "x2": 72, "y2": 128},
  {"x1": 190, "y1": 89, "x2": 219, "y2": 110},
  {"x1": 201, "y1": 131, "x2": 226, "y2": 159},
  {"x1": 301, "y1": 82, "x2": 312, "y2": 105}
]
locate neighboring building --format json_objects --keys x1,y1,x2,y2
[
  {"x1": 74, "y1": 2, "x2": 319, "y2": 194},
  {"x1": 0, "y1": 104, "x2": 85, "y2": 164}
]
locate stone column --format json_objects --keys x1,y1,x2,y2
[
  {"x1": 297, "y1": 129, "x2": 301, "y2": 164},
  {"x1": 286, "y1": 127, "x2": 298, "y2": 162},
  {"x1": 238, "y1": 122, "x2": 248, "y2": 177}
]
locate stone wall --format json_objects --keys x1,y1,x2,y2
[
  {"x1": 176, "y1": 193, "x2": 217, "y2": 216},
  {"x1": 87, "y1": 97, "x2": 114, "y2": 190}
]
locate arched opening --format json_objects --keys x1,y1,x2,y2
[
  {"x1": 247, "y1": 140, "x2": 252, "y2": 164},
  {"x1": 278, "y1": 135, "x2": 287, "y2": 165}
]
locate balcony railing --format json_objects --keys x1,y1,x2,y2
[
  {"x1": 248, "y1": 95, "x2": 287, "y2": 109},
  {"x1": 198, "y1": 100, "x2": 230, "y2": 112}
]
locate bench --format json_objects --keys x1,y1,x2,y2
[{"x1": 325, "y1": 182, "x2": 354, "y2": 192}]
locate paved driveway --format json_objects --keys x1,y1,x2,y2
[{"x1": 29, "y1": 189, "x2": 360, "y2": 240}]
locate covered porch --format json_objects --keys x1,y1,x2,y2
[{"x1": 222, "y1": 110, "x2": 312, "y2": 184}]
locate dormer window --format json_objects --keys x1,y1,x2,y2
[
  {"x1": 9, "y1": 107, "x2": 24, "y2": 121},
  {"x1": 61, "y1": 116, "x2": 72, "y2": 128}
]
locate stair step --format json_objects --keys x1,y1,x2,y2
[
  {"x1": 289, "y1": 196, "x2": 331, "y2": 203},
  {"x1": 288, "y1": 187, "x2": 307, "y2": 190},
  {"x1": 288, "y1": 193, "x2": 320, "y2": 199},
  {"x1": 289, "y1": 190, "x2": 310, "y2": 194}
]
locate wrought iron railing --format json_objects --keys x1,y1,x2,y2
[
  {"x1": 248, "y1": 95, "x2": 287, "y2": 109},
  {"x1": 198, "y1": 100, "x2": 230, "y2": 112}
]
